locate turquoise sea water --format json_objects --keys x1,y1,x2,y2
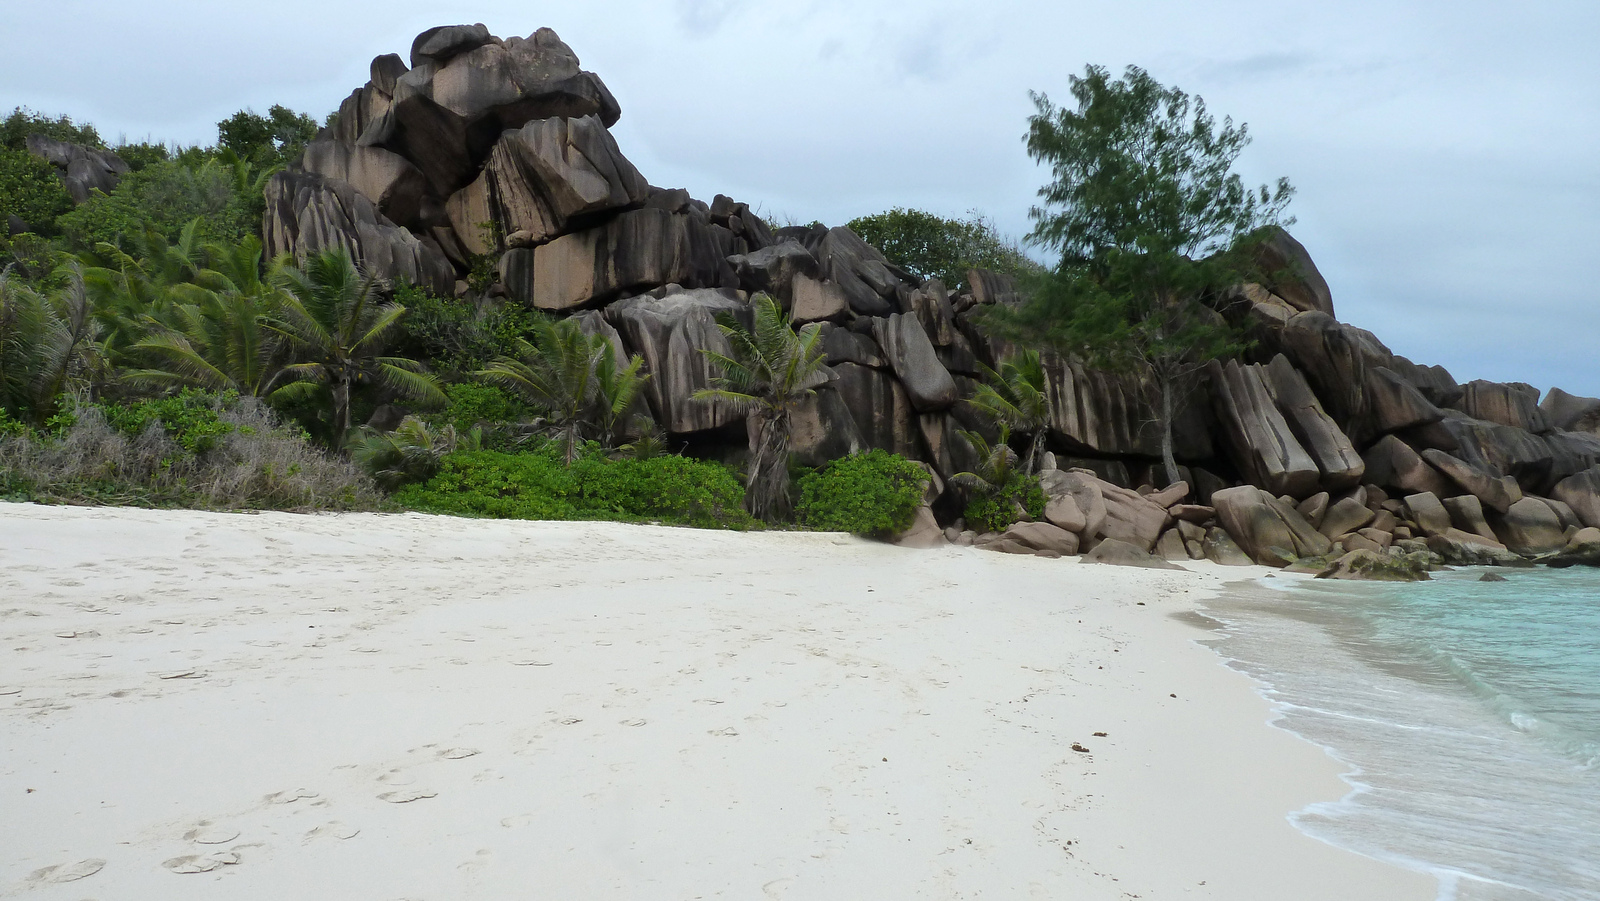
[{"x1": 1202, "y1": 568, "x2": 1600, "y2": 901}]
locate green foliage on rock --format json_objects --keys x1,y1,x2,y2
[
  {"x1": 846, "y1": 208, "x2": 1038, "y2": 290},
  {"x1": 983, "y1": 65, "x2": 1292, "y2": 484},
  {"x1": 393, "y1": 283, "x2": 540, "y2": 375},
  {"x1": 394, "y1": 446, "x2": 752, "y2": 530},
  {"x1": 0, "y1": 149, "x2": 74, "y2": 234},
  {"x1": 96, "y1": 388, "x2": 243, "y2": 454},
  {"x1": 217, "y1": 105, "x2": 319, "y2": 169},
  {"x1": 952, "y1": 425, "x2": 1045, "y2": 533},
  {"x1": 57, "y1": 159, "x2": 255, "y2": 248},
  {"x1": 794, "y1": 450, "x2": 930, "y2": 537},
  {"x1": 0, "y1": 108, "x2": 103, "y2": 151}
]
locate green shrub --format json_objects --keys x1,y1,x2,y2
[
  {"x1": 0, "y1": 108, "x2": 103, "y2": 151},
  {"x1": 97, "y1": 389, "x2": 242, "y2": 455},
  {"x1": 795, "y1": 450, "x2": 930, "y2": 536},
  {"x1": 395, "y1": 283, "x2": 540, "y2": 374},
  {"x1": 847, "y1": 208, "x2": 1041, "y2": 291},
  {"x1": 0, "y1": 148, "x2": 73, "y2": 234},
  {"x1": 57, "y1": 159, "x2": 253, "y2": 249},
  {"x1": 0, "y1": 396, "x2": 377, "y2": 510},
  {"x1": 395, "y1": 446, "x2": 752, "y2": 529},
  {"x1": 963, "y1": 475, "x2": 1046, "y2": 533},
  {"x1": 437, "y1": 382, "x2": 529, "y2": 434}
]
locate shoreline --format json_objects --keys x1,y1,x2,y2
[{"x1": 0, "y1": 502, "x2": 1432, "y2": 899}]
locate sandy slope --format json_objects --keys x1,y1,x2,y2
[{"x1": 0, "y1": 502, "x2": 1432, "y2": 900}]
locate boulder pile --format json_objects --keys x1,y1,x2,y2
[{"x1": 267, "y1": 25, "x2": 1600, "y2": 576}]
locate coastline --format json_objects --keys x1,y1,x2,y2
[{"x1": 0, "y1": 502, "x2": 1432, "y2": 899}]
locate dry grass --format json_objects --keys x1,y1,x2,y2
[{"x1": 0, "y1": 398, "x2": 381, "y2": 511}]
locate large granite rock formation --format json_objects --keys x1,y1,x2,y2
[
  {"x1": 263, "y1": 23, "x2": 1597, "y2": 576},
  {"x1": 23, "y1": 135, "x2": 128, "y2": 206}
]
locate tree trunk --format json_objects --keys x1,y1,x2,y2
[
  {"x1": 747, "y1": 410, "x2": 792, "y2": 522},
  {"x1": 331, "y1": 375, "x2": 352, "y2": 451},
  {"x1": 1158, "y1": 374, "x2": 1179, "y2": 488}
]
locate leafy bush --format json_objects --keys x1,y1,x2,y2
[
  {"x1": 113, "y1": 141, "x2": 171, "y2": 173},
  {"x1": 96, "y1": 389, "x2": 242, "y2": 455},
  {"x1": 217, "y1": 106, "x2": 319, "y2": 168},
  {"x1": 57, "y1": 159, "x2": 253, "y2": 249},
  {"x1": 436, "y1": 382, "x2": 529, "y2": 434},
  {"x1": 395, "y1": 446, "x2": 752, "y2": 529},
  {"x1": 0, "y1": 148, "x2": 73, "y2": 234},
  {"x1": 963, "y1": 475, "x2": 1046, "y2": 533},
  {"x1": 394, "y1": 283, "x2": 540, "y2": 374},
  {"x1": 348, "y1": 416, "x2": 479, "y2": 491},
  {"x1": 0, "y1": 395, "x2": 378, "y2": 510},
  {"x1": 847, "y1": 208, "x2": 1040, "y2": 291},
  {"x1": 795, "y1": 450, "x2": 930, "y2": 536},
  {"x1": 0, "y1": 108, "x2": 103, "y2": 151}
]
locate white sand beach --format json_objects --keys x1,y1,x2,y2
[{"x1": 0, "y1": 502, "x2": 1432, "y2": 900}]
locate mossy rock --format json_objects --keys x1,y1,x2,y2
[{"x1": 1314, "y1": 549, "x2": 1432, "y2": 581}]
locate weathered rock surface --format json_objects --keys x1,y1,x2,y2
[
  {"x1": 1040, "y1": 470, "x2": 1108, "y2": 540},
  {"x1": 1443, "y1": 495, "x2": 1500, "y2": 544},
  {"x1": 871, "y1": 314, "x2": 959, "y2": 413},
  {"x1": 262, "y1": 169, "x2": 455, "y2": 294},
  {"x1": 1426, "y1": 532, "x2": 1528, "y2": 567},
  {"x1": 1491, "y1": 497, "x2": 1567, "y2": 556},
  {"x1": 1211, "y1": 360, "x2": 1321, "y2": 498},
  {"x1": 603, "y1": 289, "x2": 747, "y2": 434},
  {"x1": 1361, "y1": 435, "x2": 1454, "y2": 498},
  {"x1": 1082, "y1": 538, "x2": 1184, "y2": 570},
  {"x1": 727, "y1": 240, "x2": 818, "y2": 300},
  {"x1": 830, "y1": 362, "x2": 922, "y2": 459},
  {"x1": 1262, "y1": 355, "x2": 1364, "y2": 489},
  {"x1": 1202, "y1": 527, "x2": 1255, "y2": 565},
  {"x1": 1002, "y1": 521, "x2": 1081, "y2": 556},
  {"x1": 893, "y1": 505, "x2": 945, "y2": 548},
  {"x1": 1550, "y1": 468, "x2": 1600, "y2": 528},
  {"x1": 1541, "y1": 388, "x2": 1600, "y2": 435},
  {"x1": 528, "y1": 208, "x2": 735, "y2": 310},
  {"x1": 1316, "y1": 549, "x2": 1431, "y2": 581},
  {"x1": 1042, "y1": 356, "x2": 1212, "y2": 459},
  {"x1": 1402, "y1": 492, "x2": 1453, "y2": 538},
  {"x1": 1421, "y1": 448, "x2": 1521, "y2": 513},
  {"x1": 446, "y1": 114, "x2": 647, "y2": 254},
  {"x1": 362, "y1": 27, "x2": 621, "y2": 196},
  {"x1": 1252, "y1": 226, "x2": 1335, "y2": 317},
  {"x1": 1547, "y1": 527, "x2": 1600, "y2": 568},
  {"x1": 1318, "y1": 496, "x2": 1375, "y2": 540},
  {"x1": 789, "y1": 387, "x2": 864, "y2": 468},
  {"x1": 301, "y1": 141, "x2": 428, "y2": 227},
  {"x1": 811, "y1": 227, "x2": 901, "y2": 317},
  {"x1": 1456, "y1": 380, "x2": 1549, "y2": 434},
  {"x1": 24, "y1": 135, "x2": 128, "y2": 204},
  {"x1": 1212, "y1": 485, "x2": 1332, "y2": 565},
  {"x1": 1096, "y1": 481, "x2": 1173, "y2": 552}
]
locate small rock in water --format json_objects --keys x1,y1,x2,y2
[{"x1": 1479, "y1": 572, "x2": 1509, "y2": 582}]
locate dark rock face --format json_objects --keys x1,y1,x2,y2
[
  {"x1": 446, "y1": 114, "x2": 647, "y2": 254},
  {"x1": 1361, "y1": 435, "x2": 1454, "y2": 498},
  {"x1": 1552, "y1": 468, "x2": 1600, "y2": 529},
  {"x1": 1492, "y1": 496, "x2": 1566, "y2": 556},
  {"x1": 1457, "y1": 380, "x2": 1549, "y2": 434},
  {"x1": 830, "y1": 362, "x2": 923, "y2": 459},
  {"x1": 364, "y1": 28, "x2": 621, "y2": 197},
  {"x1": 603, "y1": 289, "x2": 746, "y2": 435},
  {"x1": 1541, "y1": 388, "x2": 1600, "y2": 435},
  {"x1": 1262, "y1": 355, "x2": 1364, "y2": 489},
  {"x1": 1421, "y1": 448, "x2": 1521, "y2": 513},
  {"x1": 812, "y1": 227, "x2": 901, "y2": 317},
  {"x1": 262, "y1": 169, "x2": 455, "y2": 295},
  {"x1": 1252, "y1": 226, "x2": 1335, "y2": 317},
  {"x1": 871, "y1": 314, "x2": 959, "y2": 413},
  {"x1": 301, "y1": 141, "x2": 428, "y2": 227},
  {"x1": 1040, "y1": 356, "x2": 1211, "y2": 459},
  {"x1": 529, "y1": 208, "x2": 736, "y2": 310},
  {"x1": 1212, "y1": 485, "x2": 1330, "y2": 566},
  {"x1": 24, "y1": 135, "x2": 128, "y2": 204},
  {"x1": 727, "y1": 240, "x2": 819, "y2": 301},
  {"x1": 1211, "y1": 359, "x2": 1321, "y2": 498}
]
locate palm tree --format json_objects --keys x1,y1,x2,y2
[
  {"x1": 0, "y1": 265, "x2": 102, "y2": 426},
  {"x1": 693, "y1": 292, "x2": 829, "y2": 522},
  {"x1": 124, "y1": 235, "x2": 285, "y2": 397},
  {"x1": 477, "y1": 315, "x2": 648, "y2": 465},
  {"x1": 265, "y1": 248, "x2": 444, "y2": 450},
  {"x1": 949, "y1": 424, "x2": 1029, "y2": 533},
  {"x1": 967, "y1": 349, "x2": 1051, "y2": 474}
]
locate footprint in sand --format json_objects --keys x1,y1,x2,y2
[
  {"x1": 377, "y1": 788, "x2": 437, "y2": 803},
  {"x1": 305, "y1": 821, "x2": 360, "y2": 841},
  {"x1": 708, "y1": 727, "x2": 739, "y2": 737},
  {"x1": 164, "y1": 851, "x2": 240, "y2": 874},
  {"x1": 377, "y1": 769, "x2": 415, "y2": 785},
  {"x1": 438, "y1": 747, "x2": 479, "y2": 760},
  {"x1": 184, "y1": 824, "x2": 240, "y2": 845},
  {"x1": 511, "y1": 660, "x2": 552, "y2": 667},
  {"x1": 620, "y1": 718, "x2": 647, "y2": 727},
  {"x1": 156, "y1": 670, "x2": 205, "y2": 680},
  {"x1": 264, "y1": 788, "x2": 319, "y2": 804},
  {"x1": 0, "y1": 687, "x2": 20, "y2": 696},
  {"x1": 28, "y1": 859, "x2": 105, "y2": 883}
]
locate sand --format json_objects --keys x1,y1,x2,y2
[{"x1": 0, "y1": 502, "x2": 1434, "y2": 900}]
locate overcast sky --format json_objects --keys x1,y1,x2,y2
[{"x1": 6, "y1": 1, "x2": 1597, "y2": 396}]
